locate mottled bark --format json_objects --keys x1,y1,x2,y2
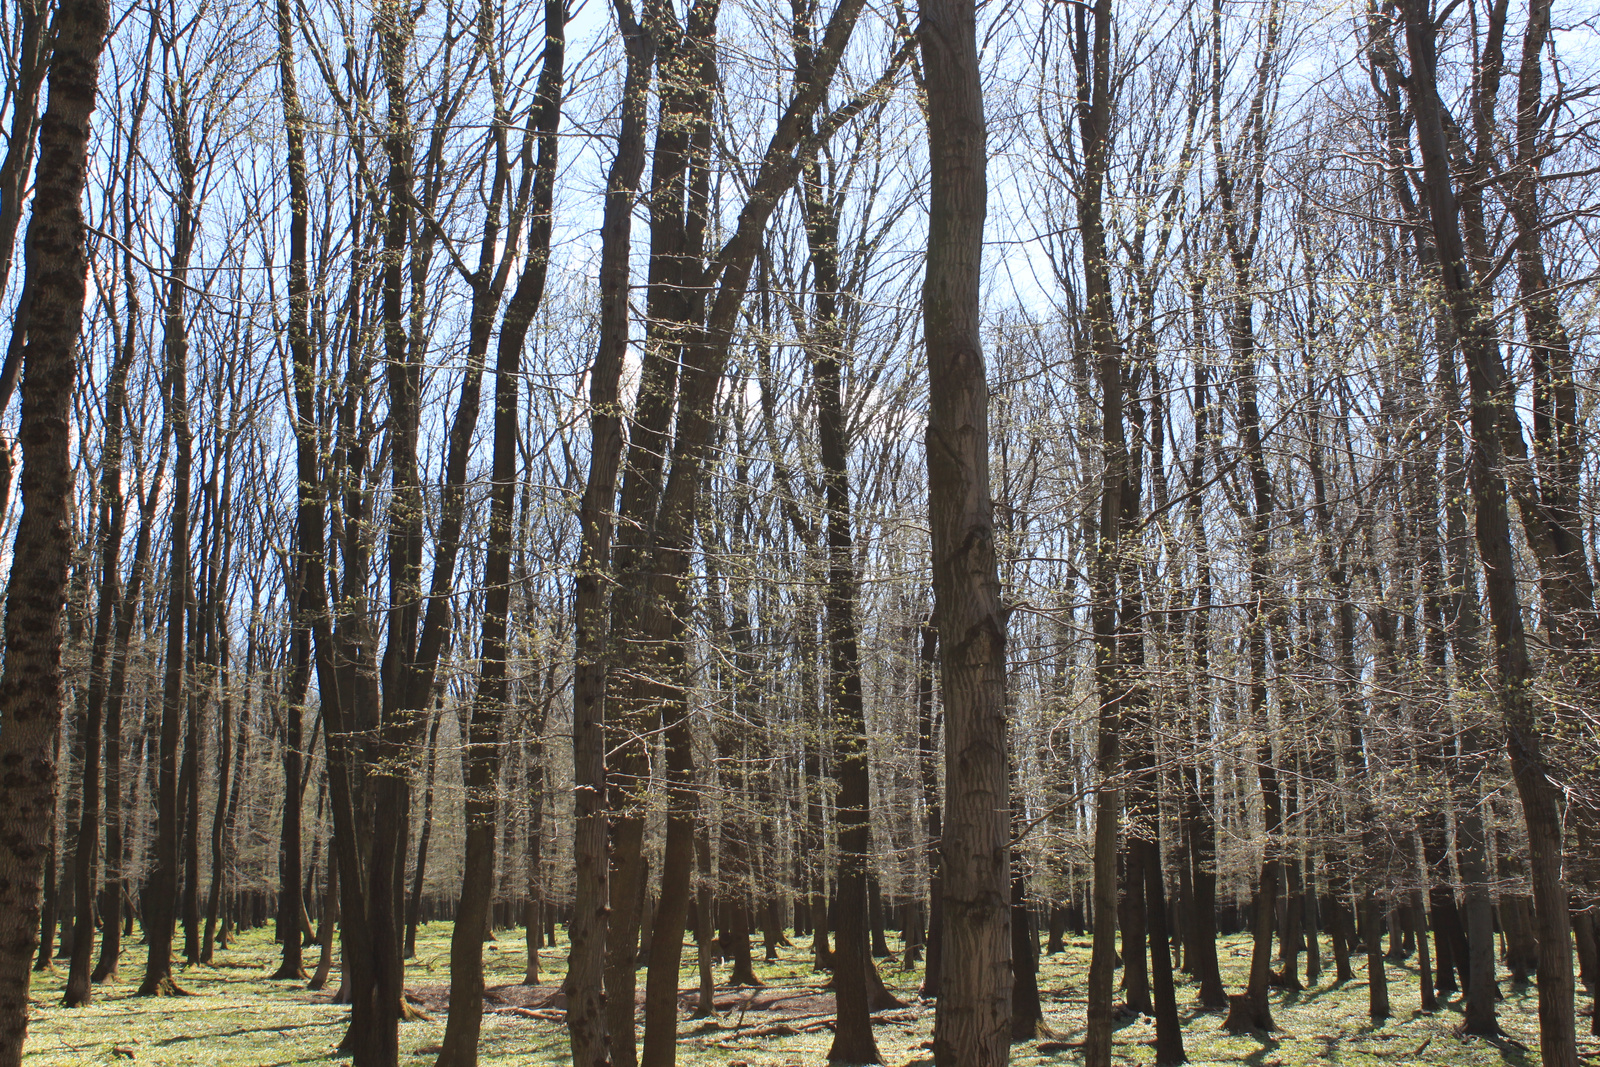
[{"x1": 0, "y1": 0, "x2": 111, "y2": 1052}]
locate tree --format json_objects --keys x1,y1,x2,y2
[
  {"x1": 919, "y1": 0, "x2": 1012, "y2": 1064},
  {"x1": 0, "y1": 0, "x2": 112, "y2": 1052}
]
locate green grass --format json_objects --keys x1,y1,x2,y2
[{"x1": 20, "y1": 923, "x2": 1590, "y2": 1065}]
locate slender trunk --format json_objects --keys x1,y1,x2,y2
[
  {"x1": 200, "y1": 668, "x2": 234, "y2": 963},
  {"x1": 139, "y1": 77, "x2": 200, "y2": 996},
  {"x1": 64, "y1": 344, "x2": 134, "y2": 1004},
  {"x1": 309, "y1": 837, "x2": 339, "y2": 991},
  {"x1": 523, "y1": 744, "x2": 544, "y2": 986},
  {"x1": 401, "y1": 712, "x2": 437, "y2": 953},
  {"x1": 692, "y1": 809, "x2": 716, "y2": 1017},
  {"x1": 564, "y1": 9, "x2": 652, "y2": 1067},
  {"x1": 434, "y1": 4, "x2": 564, "y2": 1060},
  {"x1": 915, "y1": 619, "x2": 941, "y2": 998},
  {"x1": 639, "y1": 693, "x2": 697, "y2": 1067}
]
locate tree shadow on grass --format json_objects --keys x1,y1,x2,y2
[
  {"x1": 1233, "y1": 1032, "x2": 1282, "y2": 1067},
  {"x1": 152, "y1": 1018, "x2": 341, "y2": 1047}
]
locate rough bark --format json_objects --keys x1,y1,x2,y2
[
  {"x1": 0, "y1": 0, "x2": 111, "y2": 1051},
  {"x1": 920, "y1": 0, "x2": 1011, "y2": 1061}
]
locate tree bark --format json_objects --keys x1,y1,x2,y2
[
  {"x1": 0, "y1": 0, "x2": 111, "y2": 1050},
  {"x1": 919, "y1": 0, "x2": 1011, "y2": 1061}
]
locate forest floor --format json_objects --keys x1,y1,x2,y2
[{"x1": 19, "y1": 923, "x2": 1597, "y2": 1065}]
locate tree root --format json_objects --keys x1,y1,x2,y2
[{"x1": 135, "y1": 975, "x2": 193, "y2": 997}]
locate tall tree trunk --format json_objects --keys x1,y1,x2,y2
[
  {"x1": 435, "y1": 6, "x2": 564, "y2": 1058},
  {"x1": 309, "y1": 835, "x2": 339, "y2": 992},
  {"x1": 93, "y1": 426, "x2": 161, "y2": 985},
  {"x1": 201, "y1": 667, "x2": 235, "y2": 964},
  {"x1": 1212, "y1": 0, "x2": 1285, "y2": 1036},
  {"x1": 919, "y1": 0, "x2": 1011, "y2": 1061},
  {"x1": 64, "y1": 337, "x2": 135, "y2": 1004},
  {"x1": 0, "y1": 0, "x2": 110, "y2": 1049},
  {"x1": 404, "y1": 709, "x2": 442, "y2": 959},
  {"x1": 803, "y1": 160, "x2": 881, "y2": 1066},
  {"x1": 564, "y1": 6, "x2": 651, "y2": 1066},
  {"x1": 1074, "y1": 1, "x2": 1124, "y2": 1062},
  {"x1": 138, "y1": 67, "x2": 200, "y2": 996},
  {"x1": 523, "y1": 737, "x2": 545, "y2": 986},
  {"x1": 1399, "y1": 4, "x2": 1577, "y2": 1060}
]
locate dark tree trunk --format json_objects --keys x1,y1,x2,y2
[
  {"x1": 692, "y1": 815, "x2": 717, "y2": 1018},
  {"x1": 640, "y1": 691, "x2": 697, "y2": 1067},
  {"x1": 139, "y1": 68, "x2": 200, "y2": 996},
  {"x1": 563, "y1": 8, "x2": 651, "y2": 1067},
  {"x1": 1399, "y1": 4, "x2": 1578, "y2": 1059},
  {"x1": 201, "y1": 670, "x2": 235, "y2": 964},
  {"x1": 405, "y1": 710, "x2": 442, "y2": 960},
  {"x1": 1364, "y1": 892, "x2": 1390, "y2": 1021},
  {"x1": 1144, "y1": 841, "x2": 1185, "y2": 1065},
  {"x1": 64, "y1": 342, "x2": 133, "y2": 1004},
  {"x1": 434, "y1": 4, "x2": 564, "y2": 1060},
  {"x1": 0, "y1": 0, "x2": 110, "y2": 1048},
  {"x1": 94, "y1": 447, "x2": 160, "y2": 985},
  {"x1": 309, "y1": 838, "x2": 339, "y2": 991}
]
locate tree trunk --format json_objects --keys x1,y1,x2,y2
[
  {"x1": 0, "y1": 0, "x2": 111, "y2": 1049},
  {"x1": 563, "y1": 8, "x2": 652, "y2": 1067},
  {"x1": 433, "y1": 4, "x2": 564, "y2": 1060},
  {"x1": 1399, "y1": 4, "x2": 1577, "y2": 1059},
  {"x1": 915, "y1": 620, "x2": 941, "y2": 999},
  {"x1": 309, "y1": 839, "x2": 339, "y2": 992},
  {"x1": 138, "y1": 61, "x2": 200, "y2": 996},
  {"x1": 919, "y1": 0, "x2": 1011, "y2": 1059},
  {"x1": 405, "y1": 709, "x2": 442, "y2": 960},
  {"x1": 64, "y1": 342, "x2": 134, "y2": 1004}
]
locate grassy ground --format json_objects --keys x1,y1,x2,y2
[{"x1": 20, "y1": 923, "x2": 1595, "y2": 1065}]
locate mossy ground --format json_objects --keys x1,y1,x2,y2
[{"x1": 20, "y1": 924, "x2": 1594, "y2": 1065}]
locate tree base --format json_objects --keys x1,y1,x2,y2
[
  {"x1": 827, "y1": 1028, "x2": 883, "y2": 1066},
  {"x1": 1457, "y1": 1017, "x2": 1504, "y2": 1041},
  {"x1": 867, "y1": 976, "x2": 906, "y2": 1012},
  {"x1": 269, "y1": 962, "x2": 308, "y2": 981},
  {"x1": 1010, "y1": 1016, "x2": 1060, "y2": 1041},
  {"x1": 136, "y1": 975, "x2": 193, "y2": 997},
  {"x1": 1268, "y1": 969, "x2": 1304, "y2": 992},
  {"x1": 728, "y1": 966, "x2": 766, "y2": 988},
  {"x1": 1222, "y1": 994, "x2": 1276, "y2": 1034}
]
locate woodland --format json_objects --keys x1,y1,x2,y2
[{"x1": 0, "y1": 0, "x2": 1595, "y2": 1063}]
